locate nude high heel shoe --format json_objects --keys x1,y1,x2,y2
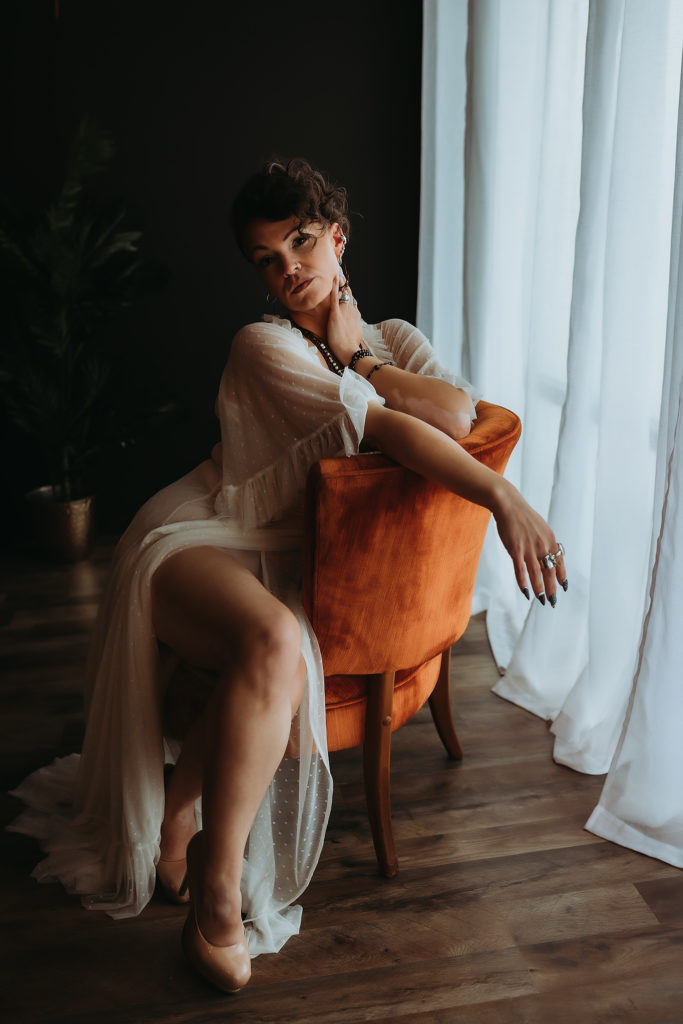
[{"x1": 181, "y1": 832, "x2": 251, "y2": 994}]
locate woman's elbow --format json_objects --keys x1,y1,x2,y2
[
  {"x1": 447, "y1": 412, "x2": 473, "y2": 440},
  {"x1": 432, "y1": 388, "x2": 473, "y2": 439}
]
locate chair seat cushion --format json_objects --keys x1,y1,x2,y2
[{"x1": 325, "y1": 653, "x2": 442, "y2": 752}]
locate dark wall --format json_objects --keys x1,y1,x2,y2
[{"x1": 1, "y1": 0, "x2": 422, "y2": 537}]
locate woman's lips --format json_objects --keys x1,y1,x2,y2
[{"x1": 291, "y1": 278, "x2": 312, "y2": 295}]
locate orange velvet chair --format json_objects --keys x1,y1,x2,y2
[
  {"x1": 302, "y1": 400, "x2": 521, "y2": 876},
  {"x1": 165, "y1": 400, "x2": 521, "y2": 876}
]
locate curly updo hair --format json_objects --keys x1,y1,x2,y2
[{"x1": 232, "y1": 158, "x2": 351, "y2": 259}]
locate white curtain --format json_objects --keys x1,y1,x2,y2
[
  {"x1": 419, "y1": 0, "x2": 683, "y2": 866},
  {"x1": 587, "y1": 56, "x2": 683, "y2": 867}
]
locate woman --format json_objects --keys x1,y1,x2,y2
[{"x1": 11, "y1": 159, "x2": 566, "y2": 994}]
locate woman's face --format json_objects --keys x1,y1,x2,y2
[{"x1": 244, "y1": 216, "x2": 344, "y2": 317}]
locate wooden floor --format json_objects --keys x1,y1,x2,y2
[{"x1": 2, "y1": 540, "x2": 683, "y2": 1024}]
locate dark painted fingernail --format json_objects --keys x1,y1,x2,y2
[
  {"x1": 561, "y1": 578, "x2": 569, "y2": 592},
  {"x1": 549, "y1": 593, "x2": 557, "y2": 608},
  {"x1": 522, "y1": 587, "x2": 530, "y2": 600},
  {"x1": 536, "y1": 593, "x2": 546, "y2": 606}
]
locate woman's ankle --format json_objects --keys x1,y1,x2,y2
[
  {"x1": 197, "y1": 880, "x2": 244, "y2": 947},
  {"x1": 159, "y1": 805, "x2": 197, "y2": 861}
]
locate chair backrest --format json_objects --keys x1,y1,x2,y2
[{"x1": 302, "y1": 401, "x2": 521, "y2": 676}]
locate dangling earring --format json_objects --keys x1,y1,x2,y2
[{"x1": 338, "y1": 233, "x2": 348, "y2": 287}]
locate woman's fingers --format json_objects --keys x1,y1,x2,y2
[
  {"x1": 326, "y1": 277, "x2": 363, "y2": 364},
  {"x1": 492, "y1": 482, "x2": 568, "y2": 609},
  {"x1": 513, "y1": 555, "x2": 531, "y2": 601},
  {"x1": 531, "y1": 540, "x2": 567, "y2": 608},
  {"x1": 341, "y1": 283, "x2": 361, "y2": 325},
  {"x1": 327, "y1": 275, "x2": 353, "y2": 326},
  {"x1": 541, "y1": 561, "x2": 558, "y2": 607},
  {"x1": 337, "y1": 278, "x2": 356, "y2": 311},
  {"x1": 327, "y1": 276, "x2": 340, "y2": 321},
  {"x1": 498, "y1": 500, "x2": 567, "y2": 607},
  {"x1": 526, "y1": 554, "x2": 548, "y2": 606}
]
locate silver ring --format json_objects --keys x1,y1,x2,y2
[
  {"x1": 540, "y1": 542, "x2": 565, "y2": 570},
  {"x1": 352, "y1": 297, "x2": 358, "y2": 307},
  {"x1": 339, "y1": 292, "x2": 351, "y2": 304}
]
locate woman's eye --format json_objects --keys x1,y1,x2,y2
[{"x1": 256, "y1": 235, "x2": 311, "y2": 268}]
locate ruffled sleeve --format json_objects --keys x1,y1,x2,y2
[
  {"x1": 214, "y1": 318, "x2": 384, "y2": 529},
  {"x1": 366, "y1": 318, "x2": 482, "y2": 420}
]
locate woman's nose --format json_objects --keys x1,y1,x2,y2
[{"x1": 283, "y1": 256, "x2": 300, "y2": 277}]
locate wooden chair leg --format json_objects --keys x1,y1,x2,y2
[
  {"x1": 363, "y1": 670, "x2": 399, "y2": 878},
  {"x1": 428, "y1": 647, "x2": 464, "y2": 760}
]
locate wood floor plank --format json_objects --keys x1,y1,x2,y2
[
  {"x1": 390, "y1": 788, "x2": 605, "y2": 838},
  {"x1": 636, "y1": 875, "x2": 683, "y2": 926},
  {"x1": 186, "y1": 947, "x2": 536, "y2": 1024},
  {"x1": 519, "y1": 925, "x2": 683, "y2": 993},
  {"x1": 2, "y1": 544, "x2": 682, "y2": 1022},
  {"x1": 492, "y1": 884, "x2": 659, "y2": 945},
  {"x1": 370, "y1": 972, "x2": 683, "y2": 1024},
  {"x1": 317, "y1": 815, "x2": 604, "y2": 880}
]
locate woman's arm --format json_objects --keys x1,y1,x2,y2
[
  {"x1": 352, "y1": 357, "x2": 473, "y2": 440},
  {"x1": 363, "y1": 402, "x2": 565, "y2": 602},
  {"x1": 326, "y1": 282, "x2": 472, "y2": 440}
]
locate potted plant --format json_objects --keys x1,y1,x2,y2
[{"x1": 0, "y1": 117, "x2": 168, "y2": 559}]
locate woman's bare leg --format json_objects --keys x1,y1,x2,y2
[
  {"x1": 152, "y1": 546, "x2": 306, "y2": 947},
  {"x1": 160, "y1": 654, "x2": 306, "y2": 864},
  {"x1": 159, "y1": 714, "x2": 204, "y2": 862}
]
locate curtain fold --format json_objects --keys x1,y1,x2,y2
[
  {"x1": 460, "y1": 0, "x2": 588, "y2": 624},
  {"x1": 587, "y1": 382, "x2": 683, "y2": 866},
  {"x1": 418, "y1": 0, "x2": 468, "y2": 364},
  {"x1": 420, "y1": 0, "x2": 683, "y2": 865},
  {"x1": 493, "y1": 0, "x2": 680, "y2": 775},
  {"x1": 586, "y1": 58, "x2": 683, "y2": 866}
]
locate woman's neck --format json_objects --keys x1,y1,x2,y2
[{"x1": 283, "y1": 306, "x2": 327, "y2": 340}]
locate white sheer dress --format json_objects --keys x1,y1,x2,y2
[{"x1": 10, "y1": 314, "x2": 479, "y2": 956}]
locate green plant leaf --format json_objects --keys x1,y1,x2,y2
[{"x1": 1, "y1": 115, "x2": 170, "y2": 495}]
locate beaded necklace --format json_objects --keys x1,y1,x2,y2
[{"x1": 290, "y1": 320, "x2": 345, "y2": 376}]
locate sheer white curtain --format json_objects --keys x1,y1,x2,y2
[
  {"x1": 419, "y1": 0, "x2": 683, "y2": 866},
  {"x1": 587, "y1": 65, "x2": 683, "y2": 867}
]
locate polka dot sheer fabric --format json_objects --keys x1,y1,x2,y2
[{"x1": 10, "y1": 316, "x2": 480, "y2": 955}]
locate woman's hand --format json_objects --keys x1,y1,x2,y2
[
  {"x1": 364, "y1": 402, "x2": 568, "y2": 604},
  {"x1": 325, "y1": 276, "x2": 367, "y2": 366},
  {"x1": 490, "y1": 479, "x2": 567, "y2": 605}
]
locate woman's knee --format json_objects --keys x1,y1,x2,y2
[
  {"x1": 151, "y1": 546, "x2": 303, "y2": 700},
  {"x1": 235, "y1": 604, "x2": 302, "y2": 703}
]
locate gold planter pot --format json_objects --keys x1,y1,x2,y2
[{"x1": 26, "y1": 487, "x2": 96, "y2": 562}]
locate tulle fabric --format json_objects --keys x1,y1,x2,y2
[
  {"x1": 215, "y1": 316, "x2": 480, "y2": 529},
  {"x1": 9, "y1": 315, "x2": 479, "y2": 955}
]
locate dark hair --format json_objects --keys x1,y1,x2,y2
[{"x1": 232, "y1": 158, "x2": 350, "y2": 258}]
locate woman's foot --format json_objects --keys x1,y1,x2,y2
[
  {"x1": 159, "y1": 805, "x2": 197, "y2": 863},
  {"x1": 157, "y1": 772, "x2": 198, "y2": 905},
  {"x1": 194, "y1": 879, "x2": 245, "y2": 947},
  {"x1": 159, "y1": 773, "x2": 198, "y2": 861},
  {"x1": 156, "y1": 857, "x2": 189, "y2": 905},
  {"x1": 183, "y1": 832, "x2": 251, "y2": 993}
]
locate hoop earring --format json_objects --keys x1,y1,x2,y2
[{"x1": 266, "y1": 291, "x2": 277, "y2": 305}]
